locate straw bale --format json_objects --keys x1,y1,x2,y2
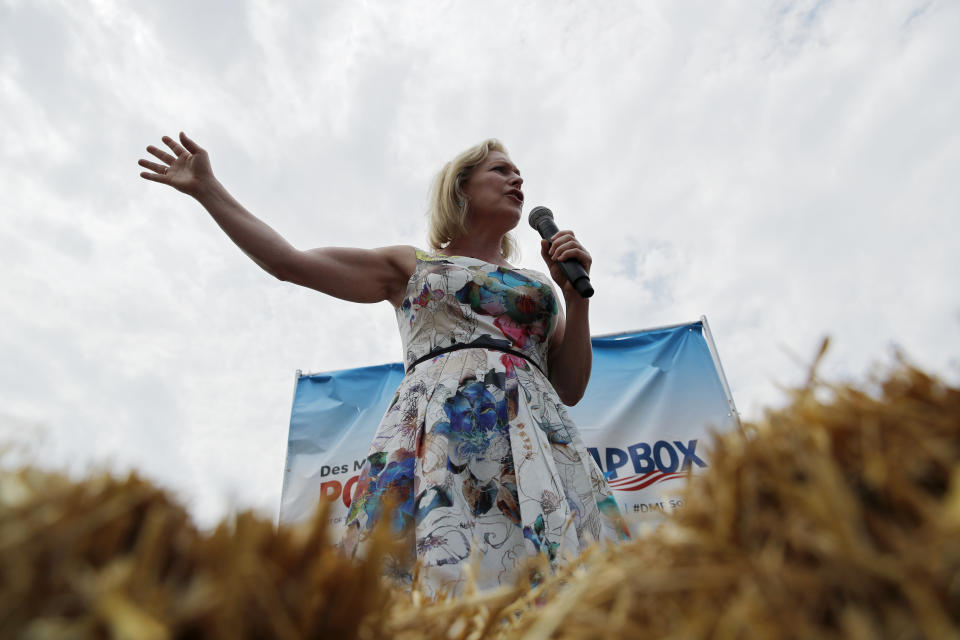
[
  {"x1": 435, "y1": 355, "x2": 960, "y2": 639},
  {"x1": 3, "y1": 352, "x2": 959, "y2": 639},
  {"x1": 0, "y1": 469, "x2": 399, "y2": 638}
]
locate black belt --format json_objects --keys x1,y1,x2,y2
[{"x1": 407, "y1": 343, "x2": 546, "y2": 377}]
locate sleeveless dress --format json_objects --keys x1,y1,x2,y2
[{"x1": 344, "y1": 249, "x2": 629, "y2": 595}]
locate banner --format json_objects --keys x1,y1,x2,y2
[{"x1": 280, "y1": 317, "x2": 738, "y2": 534}]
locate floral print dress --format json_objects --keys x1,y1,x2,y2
[{"x1": 344, "y1": 250, "x2": 628, "y2": 595}]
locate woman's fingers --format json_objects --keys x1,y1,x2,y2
[
  {"x1": 547, "y1": 231, "x2": 591, "y2": 270},
  {"x1": 140, "y1": 133, "x2": 214, "y2": 195},
  {"x1": 179, "y1": 131, "x2": 202, "y2": 154},
  {"x1": 138, "y1": 156, "x2": 170, "y2": 183},
  {"x1": 147, "y1": 145, "x2": 177, "y2": 165},
  {"x1": 548, "y1": 232, "x2": 582, "y2": 257},
  {"x1": 555, "y1": 247, "x2": 591, "y2": 267},
  {"x1": 162, "y1": 134, "x2": 188, "y2": 157},
  {"x1": 139, "y1": 170, "x2": 167, "y2": 183},
  {"x1": 138, "y1": 158, "x2": 167, "y2": 174}
]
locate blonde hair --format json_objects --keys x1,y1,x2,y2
[{"x1": 427, "y1": 138, "x2": 519, "y2": 261}]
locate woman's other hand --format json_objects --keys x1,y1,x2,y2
[
  {"x1": 138, "y1": 132, "x2": 214, "y2": 198},
  {"x1": 540, "y1": 230, "x2": 592, "y2": 297}
]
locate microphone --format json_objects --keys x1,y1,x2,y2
[{"x1": 528, "y1": 206, "x2": 594, "y2": 298}]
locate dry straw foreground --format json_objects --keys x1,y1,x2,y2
[{"x1": 2, "y1": 348, "x2": 959, "y2": 639}]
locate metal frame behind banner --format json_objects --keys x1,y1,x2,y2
[
  {"x1": 699, "y1": 315, "x2": 742, "y2": 430},
  {"x1": 277, "y1": 369, "x2": 305, "y2": 525}
]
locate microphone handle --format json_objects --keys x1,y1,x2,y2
[{"x1": 534, "y1": 219, "x2": 595, "y2": 299}]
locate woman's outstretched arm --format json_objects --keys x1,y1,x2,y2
[{"x1": 139, "y1": 132, "x2": 414, "y2": 306}]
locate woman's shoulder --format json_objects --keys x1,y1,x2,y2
[
  {"x1": 413, "y1": 247, "x2": 449, "y2": 262},
  {"x1": 372, "y1": 245, "x2": 419, "y2": 271}
]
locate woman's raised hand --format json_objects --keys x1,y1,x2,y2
[{"x1": 138, "y1": 132, "x2": 214, "y2": 197}]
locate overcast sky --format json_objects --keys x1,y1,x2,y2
[{"x1": 2, "y1": 0, "x2": 957, "y2": 526}]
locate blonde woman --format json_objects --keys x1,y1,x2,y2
[{"x1": 139, "y1": 133, "x2": 628, "y2": 595}]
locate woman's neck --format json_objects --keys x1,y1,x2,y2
[{"x1": 441, "y1": 235, "x2": 509, "y2": 267}]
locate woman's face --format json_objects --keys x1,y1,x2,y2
[{"x1": 461, "y1": 151, "x2": 524, "y2": 231}]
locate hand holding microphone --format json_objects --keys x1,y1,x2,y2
[{"x1": 528, "y1": 206, "x2": 594, "y2": 299}]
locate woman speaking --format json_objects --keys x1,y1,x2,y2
[{"x1": 139, "y1": 133, "x2": 628, "y2": 595}]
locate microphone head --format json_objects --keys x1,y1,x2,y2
[{"x1": 527, "y1": 206, "x2": 554, "y2": 230}]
